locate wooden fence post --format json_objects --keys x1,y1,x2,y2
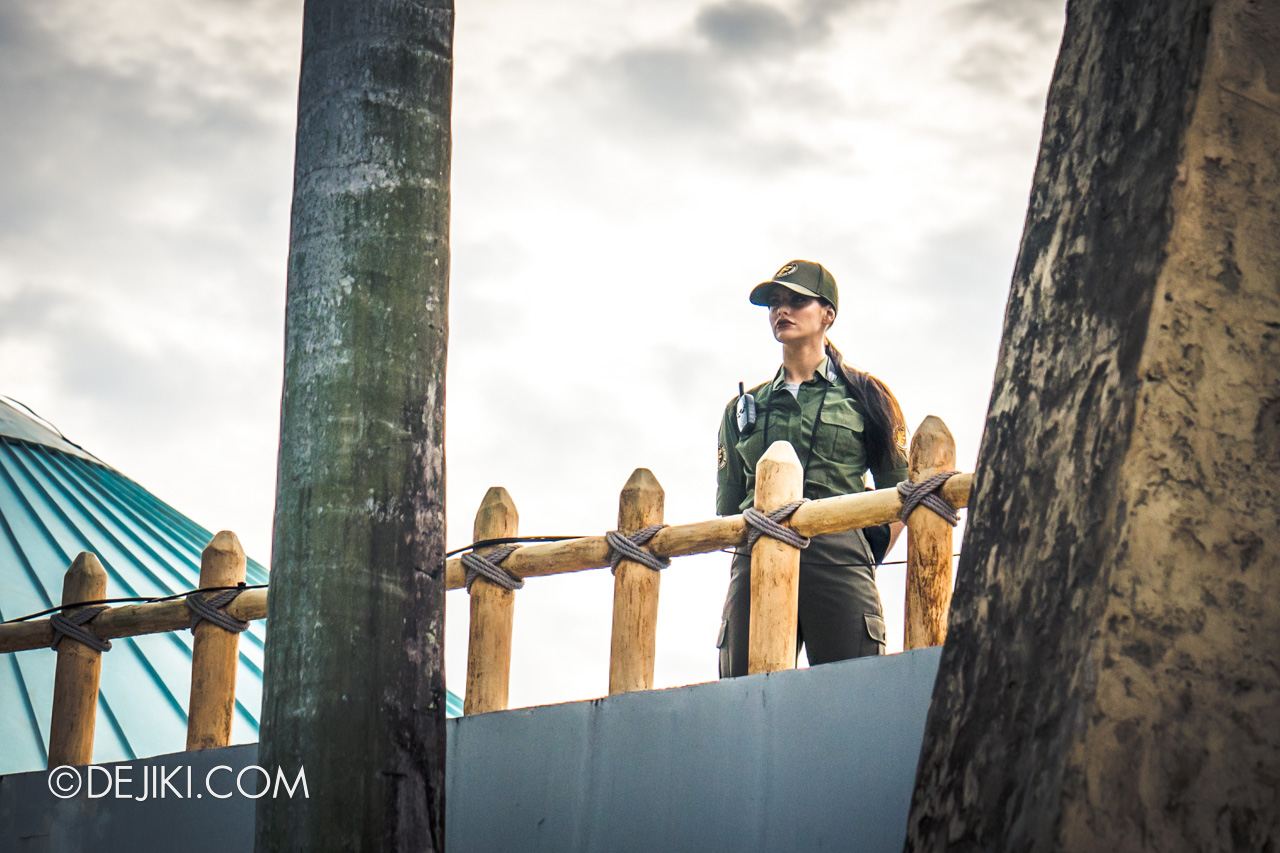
[
  {"x1": 904, "y1": 415, "x2": 958, "y2": 650},
  {"x1": 748, "y1": 441, "x2": 805, "y2": 674},
  {"x1": 608, "y1": 468, "x2": 665, "y2": 695},
  {"x1": 47, "y1": 552, "x2": 108, "y2": 767},
  {"x1": 464, "y1": 487, "x2": 519, "y2": 715},
  {"x1": 186, "y1": 530, "x2": 248, "y2": 750}
]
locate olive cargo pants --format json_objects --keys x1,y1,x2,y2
[{"x1": 717, "y1": 529, "x2": 887, "y2": 678}]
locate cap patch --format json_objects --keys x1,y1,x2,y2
[{"x1": 774, "y1": 262, "x2": 798, "y2": 278}]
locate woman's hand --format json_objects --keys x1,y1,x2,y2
[{"x1": 886, "y1": 520, "x2": 905, "y2": 555}]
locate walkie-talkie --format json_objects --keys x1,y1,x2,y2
[{"x1": 735, "y1": 382, "x2": 757, "y2": 434}]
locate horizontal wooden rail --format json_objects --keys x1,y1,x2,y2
[
  {"x1": 442, "y1": 473, "x2": 972, "y2": 589},
  {"x1": 1, "y1": 473, "x2": 971, "y2": 655},
  {"x1": 7, "y1": 421, "x2": 970, "y2": 755},
  {"x1": 0, "y1": 589, "x2": 267, "y2": 654}
]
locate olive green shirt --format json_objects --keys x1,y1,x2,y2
[{"x1": 716, "y1": 357, "x2": 909, "y2": 516}]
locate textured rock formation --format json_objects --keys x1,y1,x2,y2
[{"x1": 905, "y1": 1, "x2": 1280, "y2": 850}]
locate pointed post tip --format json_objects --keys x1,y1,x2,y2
[
  {"x1": 474, "y1": 487, "x2": 518, "y2": 541},
  {"x1": 915, "y1": 415, "x2": 955, "y2": 440},
  {"x1": 622, "y1": 467, "x2": 664, "y2": 496},
  {"x1": 911, "y1": 416, "x2": 957, "y2": 472},
  {"x1": 479, "y1": 486, "x2": 516, "y2": 512},
  {"x1": 67, "y1": 551, "x2": 106, "y2": 577},
  {"x1": 760, "y1": 439, "x2": 803, "y2": 467},
  {"x1": 205, "y1": 530, "x2": 245, "y2": 556},
  {"x1": 755, "y1": 440, "x2": 804, "y2": 512},
  {"x1": 618, "y1": 467, "x2": 665, "y2": 531},
  {"x1": 63, "y1": 552, "x2": 107, "y2": 603},
  {"x1": 201, "y1": 531, "x2": 248, "y2": 587}
]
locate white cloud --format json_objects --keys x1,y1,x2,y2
[{"x1": 1, "y1": 0, "x2": 1065, "y2": 710}]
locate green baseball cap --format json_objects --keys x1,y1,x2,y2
[{"x1": 749, "y1": 260, "x2": 839, "y2": 316}]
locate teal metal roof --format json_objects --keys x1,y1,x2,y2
[{"x1": 0, "y1": 399, "x2": 463, "y2": 775}]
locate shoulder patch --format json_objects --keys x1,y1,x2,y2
[
  {"x1": 894, "y1": 425, "x2": 908, "y2": 450},
  {"x1": 717, "y1": 436, "x2": 727, "y2": 470}
]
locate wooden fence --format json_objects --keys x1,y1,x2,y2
[{"x1": 0, "y1": 415, "x2": 970, "y2": 765}]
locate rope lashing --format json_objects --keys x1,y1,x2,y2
[
  {"x1": 606, "y1": 525, "x2": 671, "y2": 574},
  {"x1": 462, "y1": 544, "x2": 524, "y2": 592},
  {"x1": 744, "y1": 501, "x2": 811, "y2": 551},
  {"x1": 50, "y1": 606, "x2": 112, "y2": 652},
  {"x1": 897, "y1": 471, "x2": 962, "y2": 526},
  {"x1": 187, "y1": 588, "x2": 250, "y2": 633}
]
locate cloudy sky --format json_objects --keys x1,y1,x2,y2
[{"x1": 0, "y1": 0, "x2": 1065, "y2": 709}]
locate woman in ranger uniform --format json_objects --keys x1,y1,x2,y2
[{"x1": 716, "y1": 259, "x2": 909, "y2": 677}]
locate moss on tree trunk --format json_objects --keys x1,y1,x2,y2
[{"x1": 255, "y1": 1, "x2": 453, "y2": 850}]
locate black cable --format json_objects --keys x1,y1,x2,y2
[
  {"x1": 445, "y1": 535, "x2": 587, "y2": 558},
  {"x1": 2, "y1": 582, "x2": 267, "y2": 624},
  {"x1": 3, "y1": 545, "x2": 963, "y2": 624},
  {"x1": 879, "y1": 553, "x2": 962, "y2": 566},
  {"x1": 0, "y1": 394, "x2": 103, "y2": 462},
  {"x1": 4, "y1": 539, "x2": 588, "y2": 622},
  {"x1": 716, "y1": 550, "x2": 962, "y2": 564},
  {"x1": 5, "y1": 597, "x2": 159, "y2": 622},
  {"x1": 146, "y1": 582, "x2": 265, "y2": 603},
  {"x1": 5, "y1": 538, "x2": 588, "y2": 622}
]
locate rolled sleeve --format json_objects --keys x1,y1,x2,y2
[{"x1": 870, "y1": 460, "x2": 909, "y2": 491}]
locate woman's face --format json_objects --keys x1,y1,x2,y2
[{"x1": 767, "y1": 288, "x2": 833, "y2": 344}]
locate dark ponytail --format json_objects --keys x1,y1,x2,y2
[{"x1": 824, "y1": 338, "x2": 908, "y2": 474}]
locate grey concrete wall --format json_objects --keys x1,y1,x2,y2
[
  {"x1": 1, "y1": 743, "x2": 262, "y2": 852},
  {"x1": 1, "y1": 647, "x2": 941, "y2": 852}
]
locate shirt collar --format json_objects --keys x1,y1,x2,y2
[{"x1": 770, "y1": 356, "x2": 835, "y2": 392}]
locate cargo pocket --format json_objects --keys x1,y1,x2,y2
[
  {"x1": 863, "y1": 613, "x2": 887, "y2": 653},
  {"x1": 716, "y1": 618, "x2": 729, "y2": 649}
]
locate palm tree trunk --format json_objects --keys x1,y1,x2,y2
[{"x1": 256, "y1": 1, "x2": 453, "y2": 849}]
